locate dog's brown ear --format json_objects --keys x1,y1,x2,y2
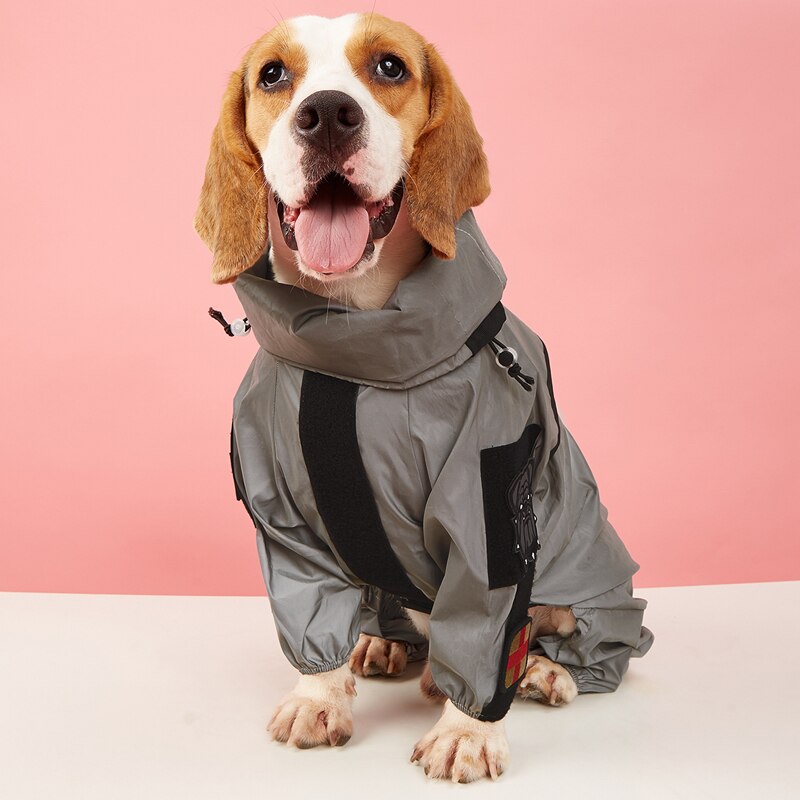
[
  {"x1": 194, "y1": 69, "x2": 268, "y2": 284},
  {"x1": 405, "y1": 44, "x2": 490, "y2": 260}
]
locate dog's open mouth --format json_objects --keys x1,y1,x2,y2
[{"x1": 276, "y1": 173, "x2": 404, "y2": 276}]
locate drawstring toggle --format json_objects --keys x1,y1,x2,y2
[
  {"x1": 209, "y1": 307, "x2": 251, "y2": 337},
  {"x1": 489, "y1": 338, "x2": 535, "y2": 391}
]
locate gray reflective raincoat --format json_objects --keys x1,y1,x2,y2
[{"x1": 229, "y1": 210, "x2": 653, "y2": 722}]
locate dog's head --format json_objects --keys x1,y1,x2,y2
[{"x1": 194, "y1": 13, "x2": 490, "y2": 284}]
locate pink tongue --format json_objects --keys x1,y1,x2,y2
[{"x1": 294, "y1": 180, "x2": 370, "y2": 273}]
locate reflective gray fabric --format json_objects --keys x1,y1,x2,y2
[{"x1": 230, "y1": 210, "x2": 653, "y2": 717}]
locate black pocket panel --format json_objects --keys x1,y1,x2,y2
[{"x1": 480, "y1": 423, "x2": 541, "y2": 589}]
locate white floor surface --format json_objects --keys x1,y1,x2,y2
[{"x1": 1, "y1": 582, "x2": 798, "y2": 799}]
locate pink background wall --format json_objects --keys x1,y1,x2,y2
[{"x1": 2, "y1": 0, "x2": 798, "y2": 595}]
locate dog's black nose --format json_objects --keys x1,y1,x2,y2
[{"x1": 294, "y1": 91, "x2": 364, "y2": 154}]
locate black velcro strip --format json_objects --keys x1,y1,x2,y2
[
  {"x1": 478, "y1": 560, "x2": 537, "y2": 721},
  {"x1": 298, "y1": 371, "x2": 433, "y2": 613},
  {"x1": 465, "y1": 302, "x2": 506, "y2": 355}
]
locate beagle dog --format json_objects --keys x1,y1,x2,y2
[
  {"x1": 195, "y1": 12, "x2": 651, "y2": 784},
  {"x1": 194, "y1": 12, "x2": 487, "y2": 310}
]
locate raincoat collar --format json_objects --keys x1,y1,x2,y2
[{"x1": 233, "y1": 210, "x2": 507, "y2": 390}]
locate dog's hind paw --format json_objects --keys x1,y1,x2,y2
[
  {"x1": 517, "y1": 656, "x2": 577, "y2": 706},
  {"x1": 348, "y1": 633, "x2": 408, "y2": 677},
  {"x1": 419, "y1": 662, "x2": 446, "y2": 703}
]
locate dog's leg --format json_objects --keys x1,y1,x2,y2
[
  {"x1": 407, "y1": 609, "x2": 506, "y2": 780},
  {"x1": 517, "y1": 656, "x2": 578, "y2": 706},
  {"x1": 517, "y1": 605, "x2": 578, "y2": 706},
  {"x1": 348, "y1": 633, "x2": 408, "y2": 677},
  {"x1": 267, "y1": 665, "x2": 356, "y2": 748},
  {"x1": 411, "y1": 700, "x2": 509, "y2": 782},
  {"x1": 528, "y1": 604, "x2": 577, "y2": 638}
]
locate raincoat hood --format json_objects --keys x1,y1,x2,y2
[{"x1": 234, "y1": 210, "x2": 506, "y2": 389}]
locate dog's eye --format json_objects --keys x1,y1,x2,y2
[
  {"x1": 375, "y1": 55, "x2": 406, "y2": 81},
  {"x1": 259, "y1": 61, "x2": 288, "y2": 89}
]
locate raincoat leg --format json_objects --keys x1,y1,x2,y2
[{"x1": 530, "y1": 580, "x2": 654, "y2": 693}]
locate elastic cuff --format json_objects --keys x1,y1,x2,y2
[
  {"x1": 449, "y1": 699, "x2": 485, "y2": 720},
  {"x1": 563, "y1": 664, "x2": 583, "y2": 692},
  {"x1": 450, "y1": 698, "x2": 509, "y2": 722},
  {"x1": 297, "y1": 655, "x2": 352, "y2": 675}
]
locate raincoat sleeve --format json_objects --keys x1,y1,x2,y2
[
  {"x1": 421, "y1": 434, "x2": 531, "y2": 723},
  {"x1": 231, "y1": 426, "x2": 363, "y2": 675}
]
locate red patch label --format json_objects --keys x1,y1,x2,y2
[{"x1": 504, "y1": 618, "x2": 532, "y2": 688}]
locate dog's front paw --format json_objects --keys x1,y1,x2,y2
[
  {"x1": 517, "y1": 656, "x2": 578, "y2": 706},
  {"x1": 410, "y1": 700, "x2": 509, "y2": 782},
  {"x1": 268, "y1": 666, "x2": 356, "y2": 748},
  {"x1": 348, "y1": 633, "x2": 408, "y2": 677}
]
